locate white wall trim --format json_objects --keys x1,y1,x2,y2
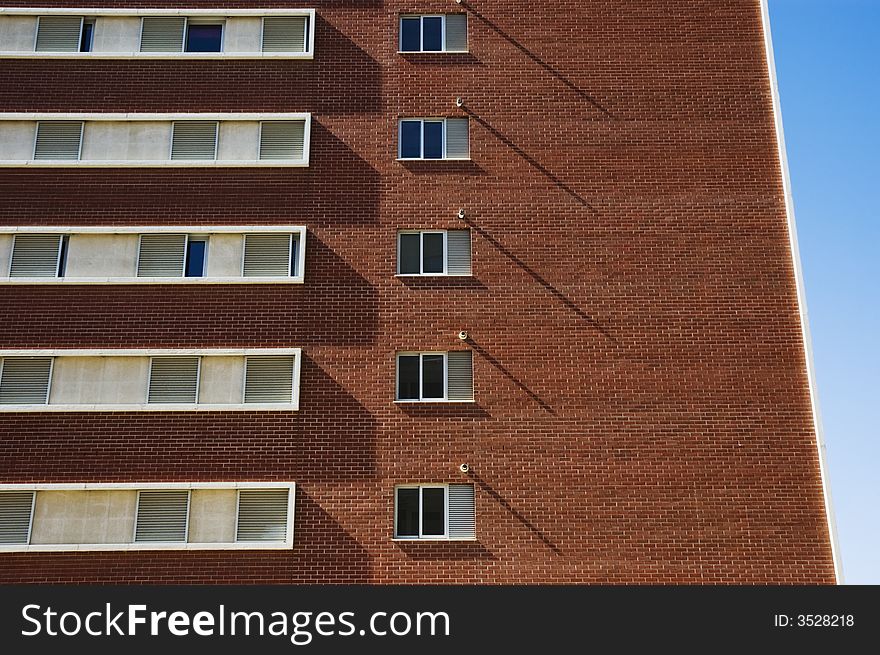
[
  {"x1": 759, "y1": 0, "x2": 842, "y2": 584},
  {"x1": 0, "y1": 52, "x2": 313, "y2": 59},
  {"x1": 0, "y1": 225, "x2": 305, "y2": 234},
  {"x1": 0, "y1": 481, "x2": 295, "y2": 552},
  {"x1": 0, "y1": 277, "x2": 305, "y2": 285},
  {"x1": 0, "y1": 348, "x2": 299, "y2": 357},
  {"x1": 0, "y1": 8, "x2": 315, "y2": 17},
  {"x1": 0, "y1": 112, "x2": 309, "y2": 121}
]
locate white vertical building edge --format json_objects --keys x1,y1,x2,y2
[{"x1": 759, "y1": 0, "x2": 842, "y2": 583}]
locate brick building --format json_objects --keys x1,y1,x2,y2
[{"x1": 0, "y1": 1, "x2": 839, "y2": 583}]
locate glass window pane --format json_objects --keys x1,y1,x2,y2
[
  {"x1": 400, "y1": 120, "x2": 422, "y2": 159},
  {"x1": 422, "y1": 233, "x2": 444, "y2": 273},
  {"x1": 290, "y1": 238, "x2": 298, "y2": 276},
  {"x1": 422, "y1": 488, "x2": 445, "y2": 535},
  {"x1": 185, "y1": 240, "x2": 206, "y2": 277},
  {"x1": 397, "y1": 355, "x2": 421, "y2": 400},
  {"x1": 422, "y1": 17, "x2": 443, "y2": 51},
  {"x1": 421, "y1": 354, "x2": 444, "y2": 399},
  {"x1": 396, "y1": 488, "x2": 420, "y2": 537},
  {"x1": 80, "y1": 22, "x2": 94, "y2": 52},
  {"x1": 399, "y1": 233, "x2": 421, "y2": 274},
  {"x1": 186, "y1": 24, "x2": 222, "y2": 52},
  {"x1": 423, "y1": 121, "x2": 443, "y2": 159},
  {"x1": 400, "y1": 17, "x2": 421, "y2": 52}
]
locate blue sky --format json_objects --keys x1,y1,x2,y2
[{"x1": 768, "y1": 0, "x2": 879, "y2": 584}]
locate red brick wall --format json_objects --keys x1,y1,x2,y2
[{"x1": 0, "y1": 0, "x2": 837, "y2": 583}]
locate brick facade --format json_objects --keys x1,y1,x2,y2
[{"x1": 0, "y1": 1, "x2": 837, "y2": 583}]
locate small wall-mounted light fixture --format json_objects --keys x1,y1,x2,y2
[
  {"x1": 459, "y1": 463, "x2": 469, "y2": 473},
  {"x1": 457, "y1": 208, "x2": 466, "y2": 220},
  {"x1": 456, "y1": 0, "x2": 463, "y2": 5},
  {"x1": 458, "y1": 330, "x2": 469, "y2": 341},
  {"x1": 455, "y1": 97, "x2": 464, "y2": 108}
]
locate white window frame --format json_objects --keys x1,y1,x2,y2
[
  {"x1": 0, "y1": 8, "x2": 315, "y2": 59},
  {"x1": 133, "y1": 488, "x2": 191, "y2": 544},
  {"x1": 7, "y1": 233, "x2": 66, "y2": 279},
  {"x1": 0, "y1": 348, "x2": 301, "y2": 412},
  {"x1": 397, "y1": 230, "x2": 448, "y2": 276},
  {"x1": 147, "y1": 355, "x2": 202, "y2": 405},
  {"x1": 393, "y1": 484, "x2": 454, "y2": 540},
  {"x1": 0, "y1": 225, "x2": 306, "y2": 284},
  {"x1": 182, "y1": 17, "x2": 226, "y2": 53},
  {"x1": 241, "y1": 354, "x2": 298, "y2": 405},
  {"x1": 239, "y1": 232, "x2": 299, "y2": 279},
  {"x1": 34, "y1": 15, "x2": 84, "y2": 52},
  {"x1": 398, "y1": 14, "x2": 450, "y2": 53},
  {"x1": 0, "y1": 113, "x2": 311, "y2": 167},
  {"x1": 168, "y1": 120, "x2": 220, "y2": 161},
  {"x1": 0, "y1": 482, "x2": 295, "y2": 552},
  {"x1": 0, "y1": 355, "x2": 54, "y2": 405},
  {"x1": 396, "y1": 352, "x2": 448, "y2": 402}
]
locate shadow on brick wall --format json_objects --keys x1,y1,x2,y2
[
  {"x1": 0, "y1": 234, "x2": 377, "y2": 347},
  {"x1": 0, "y1": 16, "x2": 380, "y2": 115},
  {"x1": 460, "y1": 1, "x2": 615, "y2": 120},
  {"x1": 468, "y1": 340, "x2": 556, "y2": 415},
  {"x1": 469, "y1": 469, "x2": 561, "y2": 556},
  {"x1": 399, "y1": 160, "x2": 485, "y2": 176},
  {"x1": 0, "y1": 491, "x2": 371, "y2": 583},
  {"x1": 0, "y1": 122, "x2": 379, "y2": 227},
  {"x1": 0, "y1": 357, "x2": 376, "y2": 483},
  {"x1": 395, "y1": 540, "x2": 495, "y2": 561}
]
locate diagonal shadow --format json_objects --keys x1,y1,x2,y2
[
  {"x1": 465, "y1": 109, "x2": 600, "y2": 212},
  {"x1": 461, "y1": 1, "x2": 615, "y2": 120},
  {"x1": 469, "y1": 470, "x2": 561, "y2": 555},
  {"x1": 468, "y1": 339, "x2": 555, "y2": 414},
  {"x1": 462, "y1": 217, "x2": 617, "y2": 343}
]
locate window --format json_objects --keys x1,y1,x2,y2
[
  {"x1": 148, "y1": 357, "x2": 200, "y2": 404},
  {"x1": 80, "y1": 19, "x2": 95, "y2": 52},
  {"x1": 0, "y1": 357, "x2": 53, "y2": 405},
  {"x1": 398, "y1": 118, "x2": 469, "y2": 160},
  {"x1": 8, "y1": 234, "x2": 67, "y2": 278},
  {"x1": 396, "y1": 351, "x2": 473, "y2": 402},
  {"x1": 260, "y1": 121, "x2": 306, "y2": 161},
  {"x1": 33, "y1": 121, "x2": 83, "y2": 160},
  {"x1": 0, "y1": 491, "x2": 35, "y2": 545},
  {"x1": 35, "y1": 15, "x2": 83, "y2": 52},
  {"x1": 185, "y1": 238, "x2": 207, "y2": 277},
  {"x1": 399, "y1": 14, "x2": 468, "y2": 52},
  {"x1": 170, "y1": 121, "x2": 218, "y2": 160},
  {"x1": 243, "y1": 356, "x2": 296, "y2": 403},
  {"x1": 140, "y1": 17, "x2": 186, "y2": 52},
  {"x1": 134, "y1": 490, "x2": 190, "y2": 543},
  {"x1": 138, "y1": 234, "x2": 210, "y2": 279},
  {"x1": 394, "y1": 484, "x2": 475, "y2": 539},
  {"x1": 398, "y1": 230, "x2": 472, "y2": 276},
  {"x1": 243, "y1": 233, "x2": 298, "y2": 277},
  {"x1": 236, "y1": 490, "x2": 291, "y2": 542},
  {"x1": 186, "y1": 22, "x2": 223, "y2": 53},
  {"x1": 262, "y1": 16, "x2": 309, "y2": 53}
]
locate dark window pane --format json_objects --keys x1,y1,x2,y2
[
  {"x1": 396, "y1": 488, "x2": 420, "y2": 537},
  {"x1": 422, "y1": 355, "x2": 444, "y2": 399},
  {"x1": 422, "y1": 488, "x2": 445, "y2": 535},
  {"x1": 185, "y1": 240, "x2": 206, "y2": 277},
  {"x1": 422, "y1": 17, "x2": 443, "y2": 51},
  {"x1": 400, "y1": 121, "x2": 422, "y2": 159},
  {"x1": 397, "y1": 355, "x2": 420, "y2": 400},
  {"x1": 423, "y1": 122, "x2": 443, "y2": 159},
  {"x1": 399, "y1": 233, "x2": 421, "y2": 274},
  {"x1": 80, "y1": 22, "x2": 94, "y2": 52},
  {"x1": 400, "y1": 17, "x2": 421, "y2": 51},
  {"x1": 57, "y1": 236, "x2": 69, "y2": 277},
  {"x1": 186, "y1": 24, "x2": 222, "y2": 52},
  {"x1": 422, "y1": 233, "x2": 444, "y2": 273},
  {"x1": 290, "y1": 238, "x2": 298, "y2": 276}
]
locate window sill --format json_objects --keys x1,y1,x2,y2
[
  {"x1": 391, "y1": 537, "x2": 477, "y2": 542},
  {"x1": 0, "y1": 159, "x2": 309, "y2": 168},
  {"x1": 0, "y1": 51, "x2": 313, "y2": 60},
  {"x1": 396, "y1": 157, "x2": 471, "y2": 162},
  {"x1": 0, "y1": 403, "x2": 299, "y2": 412},
  {"x1": 395, "y1": 273, "x2": 471, "y2": 278},
  {"x1": 394, "y1": 400, "x2": 475, "y2": 404},
  {"x1": 397, "y1": 50, "x2": 470, "y2": 55},
  {"x1": 0, "y1": 541, "x2": 294, "y2": 553},
  {"x1": 0, "y1": 276, "x2": 305, "y2": 285}
]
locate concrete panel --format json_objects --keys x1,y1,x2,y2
[
  {"x1": 81, "y1": 121, "x2": 171, "y2": 161},
  {"x1": 218, "y1": 122, "x2": 259, "y2": 161},
  {"x1": 0, "y1": 16, "x2": 38, "y2": 52},
  {"x1": 30, "y1": 490, "x2": 137, "y2": 545},
  {"x1": 49, "y1": 356, "x2": 150, "y2": 405},
  {"x1": 188, "y1": 489, "x2": 237, "y2": 543},
  {"x1": 198, "y1": 356, "x2": 244, "y2": 404},
  {"x1": 0, "y1": 235, "x2": 12, "y2": 276},
  {"x1": 223, "y1": 17, "x2": 262, "y2": 53},
  {"x1": 0, "y1": 121, "x2": 36, "y2": 160},
  {"x1": 64, "y1": 234, "x2": 138, "y2": 278},
  {"x1": 93, "y1": 17, "x2": 141, "y2": 53},
  {"x1": 205, "y1": 233, "x2": 244, "y2": 278}
]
